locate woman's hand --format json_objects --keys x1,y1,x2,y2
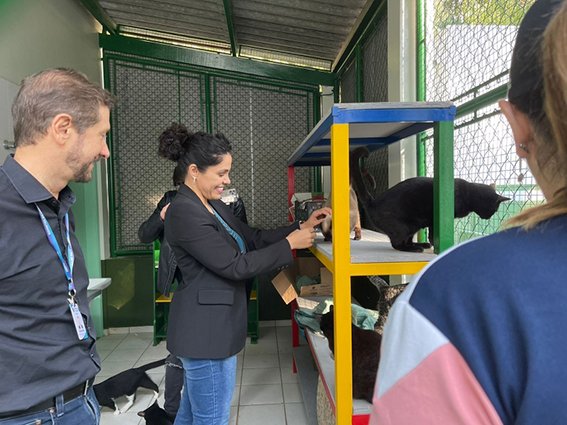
[
  {"x1": 300, "y1": 207, "x2": 332, "y2": 230},
  {"x1": 286, "y1": 227, "x2": 317, "y2": 250},
  {"x1": 160, "y1": 203, "x2": 171, "y2": 221}
]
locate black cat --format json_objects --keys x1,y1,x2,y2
[
  {"x1": 138, "y1": 401, "x2": 174, "y2": 425},
  {"x1": 319, "y1": 307, "x2": 381, "y2": 403},
  {"x1": 94, "y1": 358, "x2": 166, "y2": 415},
  {"x1": 350, "y1": 147, "x2": 510, "y2": 252}
]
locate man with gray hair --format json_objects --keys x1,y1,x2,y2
[{"x1": 0, "y1": 68, "x2": 113, "y2": 424}]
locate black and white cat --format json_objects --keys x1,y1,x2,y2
[
  {"x1": 138, "y1": 401, "x2": 174, "y2": 425},
  {"x1": 350, "y1": 147, "x2": 510, "y2": 252},
  {"x1": 319, "y1": 307, "x2": 381, "y2": 403},
  {"x1": 94, "y1": 358, "x2": 166, "y2": 415}
]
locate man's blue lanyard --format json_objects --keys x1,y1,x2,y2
[{"x1": 35, "y1": 204, "x2": 77, "y2": 300}]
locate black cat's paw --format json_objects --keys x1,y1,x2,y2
[
  {"x1": 415, "y1": 242, "x2": 431, "y2": 249},
  {"x1": 392, "y1": 243, "x2": 424, "y2": 253}
]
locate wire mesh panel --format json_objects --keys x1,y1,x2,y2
[
  {"x1": 340, "y1": 61, "x2": 357, "y2": 103},
  {"x1": 424, "y1": 0, "x2": 538, "y2": 242},
  {"x1": 361, "y1": 15, "x2": 389, "y2": 203},
  {"x1": 362, "y1": 13, "x2": 388, "y2": 104},
  {"x1": 107, "y1": 58, "x2": 205, "y2": 254},
  {"x1": 212, "y1": 77, "x2": 314, "y2": 229}
]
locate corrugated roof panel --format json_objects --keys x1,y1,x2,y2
[
  {"x1": 100, "y1": 0, "x2": 229, "y2": 43},
  {"x1": 85, "y1": 0, "x2": 373, "y2": 69},
  {"x1": 232, "y1": 0, "x2": 368, "y2": 61}
]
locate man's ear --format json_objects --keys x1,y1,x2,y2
[
  {"x1": 499, "y1": 99, "x2": 533, "y2": 158},
  {"x1": 51, "y1": 113, "x2": 73, "y2": 145}
]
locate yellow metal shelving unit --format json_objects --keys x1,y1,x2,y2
[{"x1": 287, "y1": 102, "x2": 456, "y2": 424}]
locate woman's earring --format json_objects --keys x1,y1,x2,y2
[
  {"x1": 519, "y1": 143, "x2": 529, "y2": 153},
  {"x1": 516, "y1": 157, "x2": 525, "y2": 183},
  {"x1": 193, "y1": 176, "x2": 196, "y2": 183}
]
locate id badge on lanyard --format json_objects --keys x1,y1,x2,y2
[{"x1": 36, "y1": 205, "x2": 88, "y2": 340}]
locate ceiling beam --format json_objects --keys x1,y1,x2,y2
[
  {"x1": 333, "y1": 0, "x2": 386, "y2": 73},
  {"x1": 79, "y1": 0, "x2": 117, "y2": 34},
  {"x1": 100, "y1": 34, "x2": 335, "y2": 86},
  {"x1": 222, "y1": 0, "x2": 239, "y2": 56}
]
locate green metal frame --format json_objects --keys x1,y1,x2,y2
[
  {"x1": 100, "y1": 34, "x2": 335, "y2": 86},
  {"x1": 333, "y1": 0, "x2": 387, "y2": 74},
  {"x1": 416, "y1": 0, "x2": 427, "y2": 177},
  {"x1": 103, "y1": 46, "x2": 321, "y2": 256},
  {"x1": 355, "y1": 45, "x2": 364, "y2": 102},
  {"x1": 78, "y1": 0, "x2": 117, "y2": 34},
  {"x1": 433, "y1": 121, "x2": 455, "y2": 253},
  {"x1": 222, "y1": 0, "x2": 239, "y2": 57},
  {"x1": 334, "y1": 0, "x2": 387, "y2": 107},
  {"x1": 416, "y1": 0, "x2": 428, "y2": 243}
]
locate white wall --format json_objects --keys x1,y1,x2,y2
[
  {"x1": 0, "y1": 77, "x2": 19, "y2": 163},
  {"x1": 0, "y1": 0, "x2": 107, "y2": 273},
  {"x1": 387, "y1": 0, "x2": 417, "y2": 185},
  {"x1": 0, "y1": 0, "x2": 102, "y2": 161},
  {"x1": 0, "y1": 0, "x2": 101, "y2": 85}
]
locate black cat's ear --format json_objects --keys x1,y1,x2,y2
[
  {"x1": 498, "y1": 195, "x2": 511, "y2": 203},
  {"x1": 137, "y1": 411, "x2": 145, "y2": 417}
]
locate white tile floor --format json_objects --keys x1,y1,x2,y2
[{"x1": 96, "y1": 322, "x2": 309, "y2": 425}]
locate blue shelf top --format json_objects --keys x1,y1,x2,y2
[{"x1": 288, "y1": 102, "x2": 456, "y2": 167}]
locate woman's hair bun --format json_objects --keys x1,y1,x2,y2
[{"x1": 158, "y1": 122, "x2": 193, "y2": 161}]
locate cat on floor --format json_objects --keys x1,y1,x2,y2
[
  {"x1": 350, "y1": 147, "x2": 510, "y2": 252},
  {"x1": 94, "y1": 358, "x2": 166, "y2": 415},
  {"x1": 138, "y1": 401, "x2": 174, "y2": 425},
  {"x1": 319, "y1": 307, "x2": 381, "y2": 403}
]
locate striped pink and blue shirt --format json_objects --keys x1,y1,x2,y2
[{"x1": 371, "y1": 215, "x2": 567, "y2": 425}]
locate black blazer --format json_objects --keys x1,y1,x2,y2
[{"x1": 164, "y1": 184, "x2": 299, "y2": 359}]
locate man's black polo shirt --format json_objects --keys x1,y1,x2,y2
[{"x1": 0, "y1": 155, "x2": 100, "y2": 413}]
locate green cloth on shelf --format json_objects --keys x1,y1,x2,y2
[
  {"x1": 295, "y1": 275, "x2": 320, "y2": 289},
  {"x1": 351, "y1": 303, "x2": 379, "y2": 330},
  {"x1": 294, "y1": 299, "x2": 379, "y2": 334}
]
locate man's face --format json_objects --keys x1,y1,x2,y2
[{"x1": 66, "y1": 105, "x2": 111, "y2": 183}]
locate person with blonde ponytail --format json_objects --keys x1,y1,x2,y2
[{"x1": 370, "y1": 1, "x2": 567, "y2": 424}]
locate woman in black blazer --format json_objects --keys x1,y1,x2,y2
[{"x1": 159, "y1": 123, "x2": 330, "y2": 425}]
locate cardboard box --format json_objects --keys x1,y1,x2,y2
[{"x1": 272, "y1": 258, "x2": 334, "y2": 304}]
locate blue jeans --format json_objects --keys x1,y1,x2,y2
[
  {"x1": 0, "y1": 387, "x2": 100, "y2": 425},
  {"x1": 174, "y1": 355, "x2": 237, "y2": 425}
]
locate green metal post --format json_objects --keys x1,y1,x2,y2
[
  {"x1": 416, "y1": 0, "x2": 428, "y2": 243},
  {"x1": 204, "y1": 76, "x2": 213, "y2": 133},
  {"x1": 355, "y1": 45, "x2": 364, "y2": 102},
  {"x1": 416, "y1": 0, "x2": 426, "y2": 177},
  {"x1": 222, "y1": 0, "x2": 239, "y2": 56},
  {"x1": 312, "y1": 89, "x2": 322, "y2": 193},
  {"x1": 433, "y1": 121, "x2": 454, "y2": 253}
]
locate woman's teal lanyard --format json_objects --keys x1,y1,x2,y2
[
  {"x1": 35, "y1": 205, "x2": 88, "y2": 340},
  {"x1": 212, "y1": 209, "x2": 247, "y2": 253}
]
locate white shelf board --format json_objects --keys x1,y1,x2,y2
[
  {"x1": 313, "y1": 229, "x2": 436, "y2": 264},
  {"x1": 305, "y1": 328, "x2": 371, "y2": 416}
]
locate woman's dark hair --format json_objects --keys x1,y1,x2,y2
[
  {"x1": 158, "y1": 123, "x2": 232, "y2": 183},
  {"x1": 172, "y1": 165, "x2": 184, "y2": 186}
]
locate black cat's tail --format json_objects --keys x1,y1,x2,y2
[
  {"x1": 137, "y1": 358, "x2": 167, "y2": 372},
  {"x1": 350, "y1": 146, "x2": 373, "y2": 204}
]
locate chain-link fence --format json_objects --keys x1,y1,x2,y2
[
  {"x1": 105, "y1": 54, "x2": 316, "y2": 255},
  {"x1": 107, "y1": 58, "x2": 205, "y2": 255},
  {"x1": 212, "y1": 77, "x2": 314, "y2": 230},
  {"x1": 424, "y1": 0, "x2": 539, "y2": 243},
  {"x1": 337, "y1": 13, "x2": 389, "y2": 229}
]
